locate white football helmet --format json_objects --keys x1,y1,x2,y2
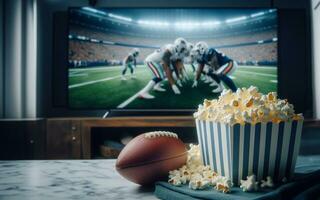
[
  {"x1": 190, "y1": 46, "x2": 201, "y2": 60},
  {"x1": 194, "y1": 41, "x2": 208, "y2": 56},
  {"x1": 132, "y1": 48, "x2": 140, "y2": 57},
  {"x1": 163, "y1": 44, "x2": 175, "y2": 54},
  {"x1": 174, "y1": 37, "x2": 188, "y2": 54}
]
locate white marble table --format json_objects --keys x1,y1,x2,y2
[{"x1": 0, "y1": 160, "x2": 158, "y2": 200}]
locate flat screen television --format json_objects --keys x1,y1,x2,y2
[{"x1": 67, "y1": 8, "x2": 278, "y2": 110}]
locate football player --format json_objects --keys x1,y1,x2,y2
[
  {"x1": 170, "y1": 38, "x2": 189, "y2": 87},
  {"x1": 185, "y1": 42, "x2": 197, "y2": 73},
  {"x1": 138, "y1": 43, "x2": 182, "y2": 99},
  {"x1": 190, "y1": 47, "x2": 217, "y2": 86},
  {"x1": 121, "y1": 48, "x2": 140, "y2": 80},
  {"x1": 192, "y1": 41, "x2": 237, "y2": 92}
]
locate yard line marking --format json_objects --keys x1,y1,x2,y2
[
  {"x1": 117, "y1": 91, "x2": 142, "y2": 109},
  {"x1": 270, "y1": 80, "x2": 278, "y2": 83},
  {"x1": 69, "y1": 75, "x2": 122, "y2": 89},
  {"x1": 238, "y1": 66, "x2": 277, "y2": 70},
  {"x1": 236, "y1": 71, "x2": 277, "y2": 78},
  {"x1": 69, "y1": 71, "x2": 143, "y2": 89},
  {"x1": 69, "y1": 65, "x2": 146, "y2": 73},
  {"x1": 69, "y1": 66, "x2": 122, "y2": 72},
  {"x1": 229, "y1": 76, "x2": 236, "y2": 79},
  {"x1": 69, "y1": 73, "x2": 88, "y2": 77}
]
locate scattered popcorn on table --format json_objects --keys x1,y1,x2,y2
[
  {"x1": 189, "y1": 178, "x2": 210, "y2": 190},
  {"x1": 168, "y1": 144, "x2": 232, "y2": 193},
  {"x1": 240, "y1": 175, "x2": 259, "y2": 192},
  {"x1": 167, "y1": 144, "x2": 290, "y2": 193},
  {"x1": 215, "y1": 176, "x2": 232, "y2": 193},
  {"x1": 261, "y1": 176, "x2": 274, "y2": 188},
  {"x1": 168, "y1": 175, "x2": 182, "y2": 186},
  {"x1": 194, "y1": 86, "x2": 303, "y2": 124}
]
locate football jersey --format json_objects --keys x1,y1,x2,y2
[
  {"x1": 145, "y1": 44, "x2": 175, "y2": 63},
  {"x1": 198, "y1": 48, "x2": 231, "y2": 68},
  {"x1": 124, "y1": 53, "x2": 135, "y2": 64},
  {"x1": 170, "y1": 50, "x2": 185, "y2": 62}
]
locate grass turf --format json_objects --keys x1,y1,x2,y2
[{"x1": 68, "y1": 65, "x2": 277, "y2": 109}]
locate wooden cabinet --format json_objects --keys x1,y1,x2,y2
[
  {"x1": 80, "y1": 116, "x2": 196, "y2": 159},
  {"x1": 0, "y1": 119, "x2": 46, "y2": 160},
  {"x1": 1, "y1": 117, "x2": 318, "y2": 160},
  {"x1": 46, "y1": 119, "x2": 81, "y2": 159}
]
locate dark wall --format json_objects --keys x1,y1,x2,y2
[
  {"x1": 37, "y1": 0, "x2": 312, "y2": 117},
  {"x1": 0, "y1": 0, "x2": 3, "y2": 117}
]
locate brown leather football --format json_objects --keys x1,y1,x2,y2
[{"x1": 115, "y1": 131, "x2": 187, "y2": 185}]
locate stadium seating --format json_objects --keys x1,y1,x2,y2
[{"x1": 68, "y1": 24, "x2": 277, "y2": 67}]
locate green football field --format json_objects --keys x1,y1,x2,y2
[{"x1": 68, "y1": 65, "x2": 277, "y2": 109}]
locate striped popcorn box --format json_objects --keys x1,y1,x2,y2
[{"x1": 195, "y1": 119, "x2": 303, "y2": 185}]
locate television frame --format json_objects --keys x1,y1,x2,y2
[{"x1": 47, "y1": 0, "x2": 312, "y2": 118}]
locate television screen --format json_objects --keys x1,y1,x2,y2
[{"x1": 68, "y1": 8, "x2": 277, "y2": 109}]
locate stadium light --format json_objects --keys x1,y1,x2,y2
[
  {"x1": 138, "y1": 20, "x2": 169, "y2": 27},
  {"x1": 82, "y1": 7, "x2": 106, "y2": 15},
  {"x1": 108, "y1": 13, "x2": 132, "y2": 22},
  {"x1": 154, "y1": 21, "x2": 169, "y2": 26},
  {"x1": 225, "y1": 16, "x2": 247, "y2": 23},
  {"x1": 102, "y1": 41, "x2": 115, "y2": 45},
  {"x1": 272, "y1": 37, "x2": 278, "y2": 42},
  {"x1": 76, "y1": 35, "x2": 87, "y2": 40},
  {"x1": 269, "y1": 9, "x2": 276, "y2": 13},
  {"x1": 258, "y1": 40, "x2": 264, "y2": 44},
  {"x1": 250, "y1": 12, "x2": 265, "y2": 18},
  {"x1": 174, "y1": 21, "x2": 195, "y2": 30},
  {"x1": 90, "y1": 38, "x2": 99, "y2": 43},
  {"x1": 201, "y1": 21, "x2": 221, "y2": 27}
]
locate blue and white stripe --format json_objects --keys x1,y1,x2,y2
[{"x1": 195, "y1": 120, "x2": 303, "y2": 185}]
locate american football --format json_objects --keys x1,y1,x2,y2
[{"x1": 115, "y1": 131, "x2": 187, "y2": 185}]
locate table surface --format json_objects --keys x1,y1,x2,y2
[
  {"x1": 1, "y1": 156, "x2": 319, "y2": 200},
  {"x1": 0, "y1": 160, "x2": 158, "y2": 200}
]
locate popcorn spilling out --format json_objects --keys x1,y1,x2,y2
[
  {"x1": 168, "y1": 144, "x2": 285, "y2": 193},
  {"x1": 194, "y1": 86, "x2": 304, "y2": 124},
  {"x1": 168, "y1": 144, "x2": 232, "y2": 193},
  {"x1": 240, "y1": 175, "x2": 259, "y2": 192}
]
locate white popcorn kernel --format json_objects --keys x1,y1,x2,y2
[
  {"x1": 169, "y1": 169, "x2": 180, "y2": 179},
  {"x1": 236, "y1": 88, "x2": 242, "y2": 94},
  {"x1": 168, "y1": 176, "x2": 182, "y2": 186},
  {"x1": 180, "y1": 175, "x2": 188, "y2": 184},
  {"x1": 189, "y1": 178, "x2": 210, "y2": 190},
  {"x1": 215, "y1": 177, "x2": 232, "y2": 193},
  {"x1": 242, "y1": 111, "x2": 252, "y2": 123},
  {"x1": 245, "y1": 97, "x2": 254, "y2": 107},
  {"x1": 261, "y1": 176, "x2": 274, "y2": 188},
  {"x1": 224, "y1": 114, "x2": 236, "y2": 124},
  {"x1": 248, "y1": 86, "x2": 259, "y2": 94},
  {"x1": 231, "y1": 99, "x2": 239, "y2": 107},
  {"x1": 240, "y1": 175, "x2": 259, "y2": 192},
  {"x1": 261, "y1": 95, "x2": 267, "y2": 102}
]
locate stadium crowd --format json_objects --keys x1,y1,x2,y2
[{"x1": 69, "y1": 24, "x2": 277, "y2": 67}]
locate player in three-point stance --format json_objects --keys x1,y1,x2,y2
[
  {"x1": 192, "y1": 41, "x2": 237, "y2": 93},
  {"x1": 121, "y1": 48, "x2": 140, "y2": 80},
  {"x1": 170, "y1": 38, "x2": 190, "y2": 87},
  {"x1": 138, "y1": 39, "x2": 187, "y2": 99}
]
